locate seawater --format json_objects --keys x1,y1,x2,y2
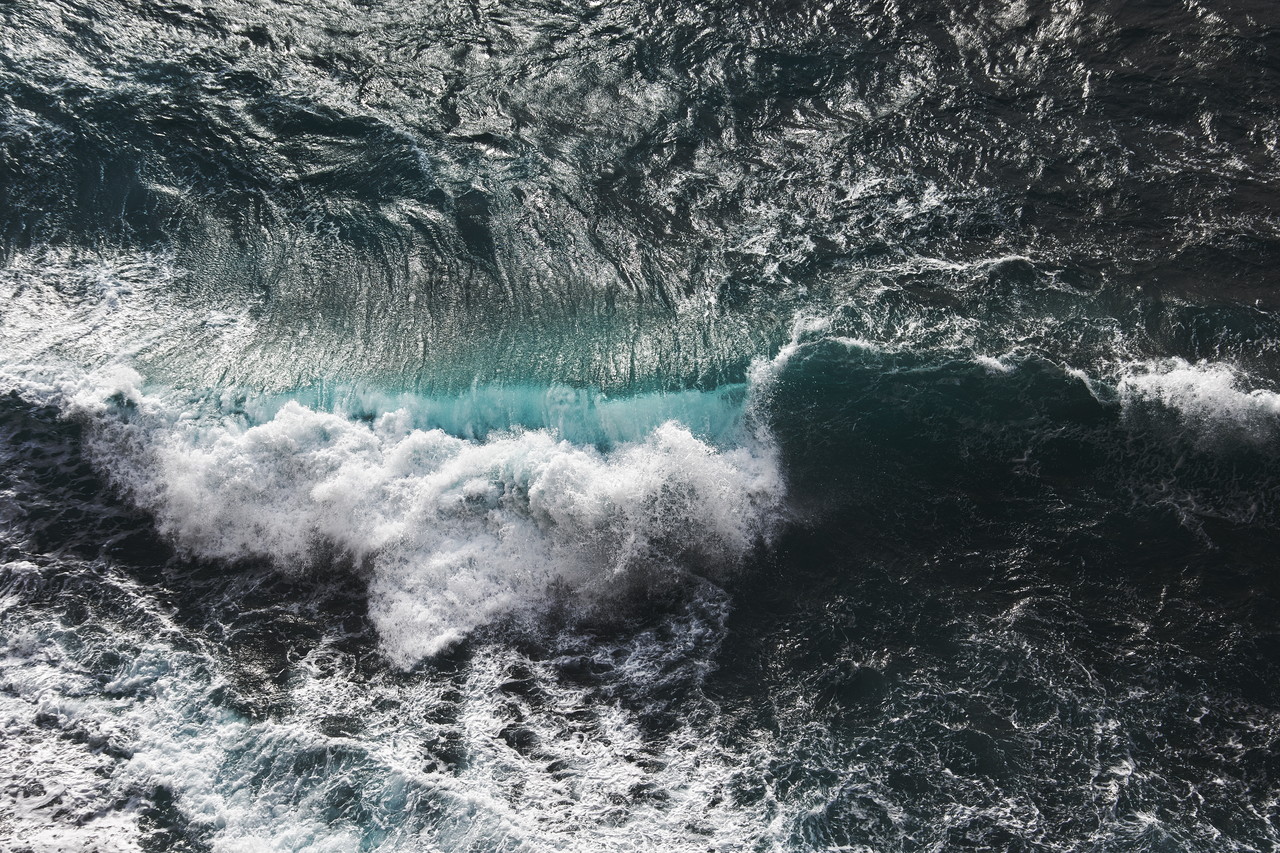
[{"x1": 3, "y1": 0, "x2": 1280, "y2": 851}]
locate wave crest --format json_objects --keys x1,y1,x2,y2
[{"x1": 58, "y1": 371, "x2": 785, "y2": 666}]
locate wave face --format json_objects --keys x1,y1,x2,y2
[{"x1": 4, "y1": 0, "x2": 1280, "y2": 850}]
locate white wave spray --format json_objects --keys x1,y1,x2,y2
[{"x1": 11, "y1": 366, "x2": 787, "y2": 667}]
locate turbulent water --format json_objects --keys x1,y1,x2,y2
[{"x1": 3, "y1": 0, "x2": 1280, "y2": 850}]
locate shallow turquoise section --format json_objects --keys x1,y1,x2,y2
[{"x1": 209, "y1": 381, "x2": 753, "y2": 447}]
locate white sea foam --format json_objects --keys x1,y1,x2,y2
[
  {"x1": 0, "y1": 691, "x2": 146, "y2": 853},
  {"x1": 13, "y1": 368, "x2": 784, "y2": 668},
  {"x1": 974, "y1": 354, "x2": 1016, "y2": 374},
  {"x1": 0, "y1": 559, "x2": 798, "y2": 853},
  {"x1": 1117, "y1": 358, "x2": 1280, "y2": 443}
]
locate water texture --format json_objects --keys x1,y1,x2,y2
[{"x1": 2, "y1": 0, "x2": 1280, "y2": 850}]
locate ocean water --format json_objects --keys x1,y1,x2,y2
[{"x1": 3, "y1": 0, "x2": 1280, "y2": 850}]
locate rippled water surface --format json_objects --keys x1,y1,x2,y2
[{"x1": 3, "y1": 0, "x2": 1280, "y2": 850}]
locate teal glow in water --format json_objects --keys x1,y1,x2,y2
[{"x1": 228, "y1": 381, "x2": 752, "y2": 447}]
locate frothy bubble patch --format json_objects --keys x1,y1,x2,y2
[
  {"x1": 974, "y1": 354, "x2": 1016, "y2": 374},
  {"x1": 1117, "y1": 358, "x2": 1280, "y2": 444},
  {"x1": 57, "y1": 372, "x2": 785, "y2": 667},
  {"x1": 0, "y1": 555, "x2": 798, "y2": 853}
]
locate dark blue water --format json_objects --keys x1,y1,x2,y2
[{"x1": 3, "y1": 1, "x2": 1280, "y2": 850}]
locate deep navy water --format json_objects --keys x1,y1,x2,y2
[{"x1": 3, "y1": 0, "x2": 1280, "y2": 850}]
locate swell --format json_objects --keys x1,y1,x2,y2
[
  {"x1": 4, "y1": 0, "x2": 1279, "y2": 393},
  {"x1": 8, "y1": 310, "x2": 1280, "y2": 671},
  {"x1": 0, "y1": 364, "x2": 783, "y2": 666},
  {"x1": 6, "y1": 336, "x2": 1280, "y2": 851},
  {"x1": 3, "y1": 0, "x2": 1280, "y2": 849}
]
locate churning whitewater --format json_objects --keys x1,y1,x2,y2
[{"x1": 4, "y1": 0, "x2": 1280, "y2": 851}]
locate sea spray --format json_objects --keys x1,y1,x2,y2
[{"x1": 38, "y1": 368, "x2": 786, "y2": 666}]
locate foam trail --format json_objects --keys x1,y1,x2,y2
[{"x1": 0, "y1": 555, "x2": 800, "y2": 853}]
